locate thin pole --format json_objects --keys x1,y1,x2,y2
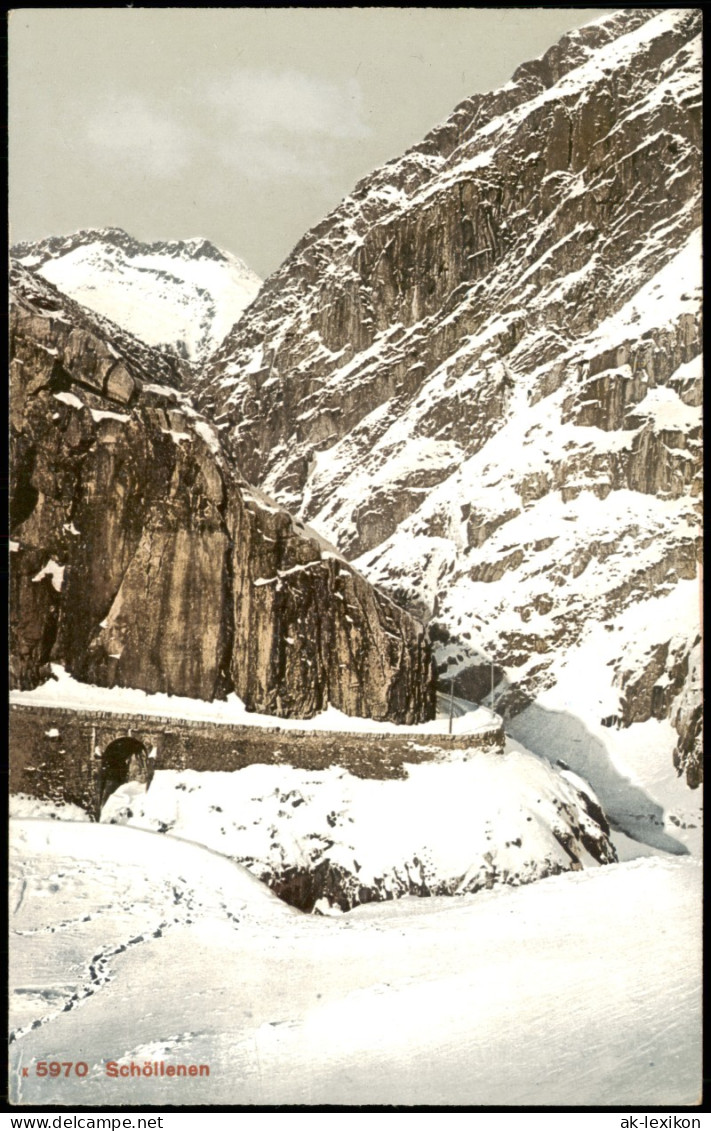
[
  {"x1": 448, "y1": 677, "x2": 454, "y2": 735},
  {"x1": 91, "y1": 725, "x2": 98, "y2": 822}
]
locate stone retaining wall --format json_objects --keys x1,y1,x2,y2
[{"x1": 10, "y1": 703, "x2": 504, "y2": 816}]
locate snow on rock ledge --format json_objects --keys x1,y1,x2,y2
[{"x1": 102, "y1": 743, "x2": 616, "y2": 912}]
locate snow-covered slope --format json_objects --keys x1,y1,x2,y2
[
  {"x1": 196, "y1": 9, "x2": 702, "y2": 791},
  {"x1": 12, "y1": 227, "x2": 261, "y2": 365},
  {"x1": 9, "y1": 818, "x2": 701, "y2": 1106},
  {"x1": 98, "y1": 743, "x2": 616, "y2": 911}
]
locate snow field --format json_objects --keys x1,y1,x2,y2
[{"x1": 8, "y1": 819, "x2": 701, "y2": 1106}]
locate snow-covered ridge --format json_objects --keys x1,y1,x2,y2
[
  {"x1": 12, "y1": 226, "x2": 262, "y2": 365},
  {"x1": 10, "y1": 258, "x2": 187, "y2": 392}
]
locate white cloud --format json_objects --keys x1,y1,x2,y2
[
  {"x1": 208, "y1": 67, "x2": 369, "y2": 139},
  {"x1": 206, "y1": 67, "x2": 370, "y2": 182},
  {"x1": 217, "y1": 134, "x2": 330, "y2": 181},
  {"x1": 84, "y1": 94, "x2": 190, "y2": 177},
  {"x1": 79, "y1": 69, "x2": 370, "y2": 187}
]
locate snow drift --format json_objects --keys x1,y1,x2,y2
[{"x1": 99, "y1": 743, "x2": 616, "y2": 911}]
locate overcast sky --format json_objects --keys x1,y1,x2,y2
[{"x1": 10, "y1": 7, "x2": 613, "y2": 279}]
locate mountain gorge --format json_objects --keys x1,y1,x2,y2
[
  {"x1": 9, "y1": 8, "x2": 702, "y2": 843},
  {"x1": 194, "y1": 8, "x2": 702, "y2": 790},
  {"x1": 7, "y1": 10, "x2": 704, "y2": 1105}
]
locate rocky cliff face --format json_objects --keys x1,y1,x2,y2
[
  {"x1": 9, "y1": 264, "x2": 434, "y2": 724},
  {"x1": 12, "y1": 227, "x2": 262, "y2": 368},
  {"x1": 196, "y1": 9, "x2": 702, "y2": 787}
]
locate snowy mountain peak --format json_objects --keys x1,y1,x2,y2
[
  {"x1": 12, "y1": 226, "x2": 245, "y2": 268},
  {"x1": 11, "y1": 227, "x2": 262, "y2": 366}
]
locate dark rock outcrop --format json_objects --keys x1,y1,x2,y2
[{"x1": 9, "y1": 265, "x2": 435, "y2": 724}]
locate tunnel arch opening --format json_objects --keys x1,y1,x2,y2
[{"x1": 98, "y1": 736, "x2": 148, "y2": 812}]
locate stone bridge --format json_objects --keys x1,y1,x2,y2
[{"x1": 10, "y1": 702, "x2": 504, "y2": 818}]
